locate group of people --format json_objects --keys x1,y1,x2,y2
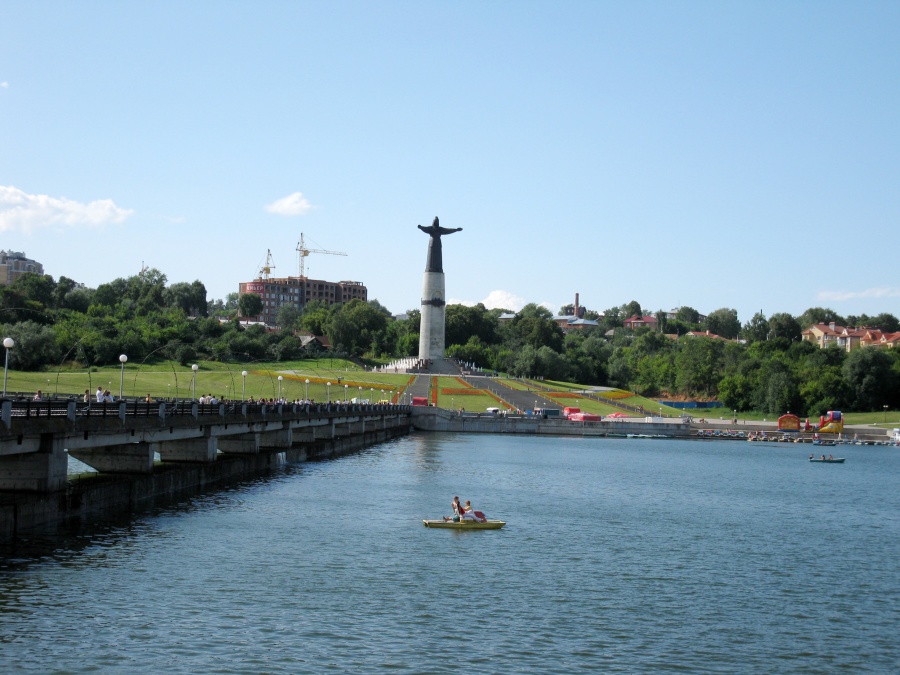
[
  {"x1": 445, "y1": 495, "x2": 487, "y2": 523},
  {"x1": 89, "y1": 387, "x2": 115, "y2": 403}
]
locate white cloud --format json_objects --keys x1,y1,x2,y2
[
  {"x1": 0, "y1": 82, "x2": 8, "y2": 89},
  {"x1": 817, "y1": 287, "x2": 900, "y2": 302},
  {"x1": 448, "y1": 290, "x2": 528, "y2": 311},
  {"x1": 265, "y1": 192, "x2": 314, "y2": 216},
  {"x1": 0, "y1": 185, "x2": 134, "y2": 233}
]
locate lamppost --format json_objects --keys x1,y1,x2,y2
[
  {"x1": 305, "y1": 378, "x2": 310, "y2": 400},
  {"x1": 344, "y1": 384, "x2": 348, "y2": 402},
  {"x1": 191, "y1": 364, "x2": 199, "y2": 399},
  {"x1": 167, "y1": 383, "x2": 170, "y2": 400},
  {"x1": 381, "y1": 389, "x2": 385, "y2": 403},
  {"x1": 885, "y1": 405, "x2": 889, "y2": 423},
  {"x1": 326, "y1": 381, "x2": 331, "y2": 402},
  {"x1": 242, "y1": 371, "x2": 248, "y2": 401},
  {"x1": 370, "y1": 387, "x2": 374, "y2": 401},
  {"x1": 277, "y1": 375, "x2": 283, "y2": 400},
  {"x1": 2, "y1": 337, "x2": 14, "y2": 397},
  {"x1": 225, "y1": 385, "x2": 229, "y2": 401},
  {"x1": 119, "y1": 354, "x2": 128, "y2": 400},
  {"x1": 358, "y1": 386, "x2": 362, "y2": 402}
]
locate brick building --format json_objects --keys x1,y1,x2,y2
[{"x1": 238, "y1": 276, "x2": 367, "y2": 327}]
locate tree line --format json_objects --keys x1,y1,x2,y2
[{"x1": 2, "y1": 270, "x2": 898, "y2": 415}]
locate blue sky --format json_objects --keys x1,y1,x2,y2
[{"x1": 2, "y1": 2, "x2": 898, "y2": 323}]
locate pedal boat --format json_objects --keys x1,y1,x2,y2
[{"x1": 423, "y1": 519, "x2": 506, "y2": 529}]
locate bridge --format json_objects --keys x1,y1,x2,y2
[{"x1": 0, "y1": 399, "x2": 411, "y2": 492}]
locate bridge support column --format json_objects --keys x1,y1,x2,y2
[
  {"x1": 152, "y1": 437, "x2": 217, "y2": 463},
  {"x1": 292, "y1": 429, "x2": 317, "y2": 443},
  {"x1": 0, "y1": 433, "x2": 68, "y2": 491},
  {"x1": 260, "y1": 428, "x2": 292, "y2": 450},
  {"x1": 217, "y1": 433, "x2": 260, "y2": 455},
  {"x1": 334, "y1": 423, "x2": 351, "y2": 438},
  {"x1": 69, "y1": 442, "x2": 154, "y2": 474}
]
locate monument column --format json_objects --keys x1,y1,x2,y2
[{"x1": 417, "y1": 217, "x2": 462, "y2": 363}]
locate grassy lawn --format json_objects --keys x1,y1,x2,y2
[{"x1": 3, "y1": 358, "x2": 412, "y2": 402}]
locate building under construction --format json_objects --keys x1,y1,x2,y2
[{"x1": 238, "y1": 235, "x2": 367, "y2": 327}]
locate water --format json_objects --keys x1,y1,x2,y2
[{"x1": 1, "y1": 434, "x2": 898, "y2": 673}]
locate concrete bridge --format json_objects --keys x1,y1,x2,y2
[{"x1": 0, "y1": 399, "x2": 411, "y2": 492}]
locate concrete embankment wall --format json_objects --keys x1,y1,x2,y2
[
  {"x1": 0, "y1": 426, "x2": 408, "y2": 539},
  {"x1": 411, "y1": 407, "x2": 692, "y2": 438}
]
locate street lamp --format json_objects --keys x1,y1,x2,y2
[
  {"x1": 305, "y1": 378, "x2": 310, "y2": 400},
  {"x1": 167, "y1": 383, "x2": 170, "y2": 400},
  {"x1": 2, "y1": 337, "x2": 13, "y2": 397},
  {"x1": 191, "y1": 364, "x2": 199, "y2": 399},
  {"x1": 242, "y1": 371, "x2": 248, "y2": 401},
  {"x1": 277, "y1": 375, "x2": 283, "y2": 400},
  {"x1": 358, "y1": 386, "x2": 362, "y2": 402},
  {"x1": 885, "y1": 405, "x2": 889, "y2": 423},
  {"x1": 326, "y1": 381, "x2": 331, "y2": 402},
  {"x1": 344, "y1": 384, "x2": 348, "y2": 402},
  {"x1": 119, "y1": 354, "x2": 128, "y2": 400},
  {"x1": 381, "y1": 389, "x2": 385, "y2": 403}
]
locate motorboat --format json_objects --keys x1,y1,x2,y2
[
  {"x1": 809, "y1": 457, "x2": 846, "y2": 463},
  {"x1": 423, "y1": 519, "x2": 506, "y2": 529}
]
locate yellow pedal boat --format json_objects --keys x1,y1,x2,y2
[{"x1": 423, "y1": 519, "x2": 506, "y2": 530}]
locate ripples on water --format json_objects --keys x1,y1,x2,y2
[{"x1": 1, "y1": 434, "x2": 898, "y2": 673}]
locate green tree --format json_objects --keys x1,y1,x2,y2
[
  {"x1": 238, "y1": 293, "x2": 263, "y2": 318},
  {"x1": 705, "y1": 308, "x2": 741, "y2": 340},
  {"x1": 742, "y1": 311, "x2": 769, "y2": 343},
  {"x1": 842, "y1": 348, "x2": 899, "y2": 410},
  {"x1": 767, "y1": 312, "x2": 801, "y2": 341}
]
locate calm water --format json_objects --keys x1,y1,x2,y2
[{"x1": 1, "y1": 434, "x2": 898, "y2": 673}]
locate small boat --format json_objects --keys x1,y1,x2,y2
[
  {"x1": 423, "y1": 519, "x2": 506, "y2": 529},
  {"x1": 812, "y1": 439, "x2": 836, "y2": 446},
  {"x1": 809, "y1": 457, "x2": 846, "y2": 463}
]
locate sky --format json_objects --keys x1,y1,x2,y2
[{"x1": 2, "y1": 1, "x2": 898, "y2": 324}]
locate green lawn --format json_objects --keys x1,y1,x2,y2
[{"x1": 3, "y1": 358, "x2": 412, "y2": 402}]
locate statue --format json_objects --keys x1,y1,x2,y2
[{"x1": 417, "y1": 217, "x2": 462, "y2": 273}]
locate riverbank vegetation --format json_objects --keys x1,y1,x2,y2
[{"x1": 2, "y1": 269, "x2": 898, "y2": 419}]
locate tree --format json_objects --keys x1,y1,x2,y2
[
  {"x1": 622, "y1": 300, "x2": 642, "y2": 319},
  {"x1": 842, "y1": 348, "x2": 899, "y2": 411},
  {"x1": 742, "y1": 312, "x2": 769, "y2": 343},
  {"x1": 276, "y1": 304, "x2": 302, "y2": 333},
  {"x1": 327, "y1": 298, "x2": 389, "y2": 356},
  {"x1": 798, "y1": 307, "x2": 845, "y2": 329},
  {"x1": 238, "y1": 293, "x2": 263, "y2": 318},
  {"x1": 767, "y1": 312, "x2": 801, "y2": 341},
  {"x1": 705, "y1": 308, "x2": 741, "y2": 340},
  {"x1": 675, "y1": 306, "x2": 700, "y2": 326}
]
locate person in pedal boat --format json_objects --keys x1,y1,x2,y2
[{"x1": 460, "y1": 500, "x2": 486, "y2": 522}]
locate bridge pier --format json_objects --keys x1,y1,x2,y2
[
  {"x1": 0, "y1": 433, "x2": 67, "y2": 491},
  {"x1": 260, "y1": 428, "x2": 292, "y2": 450},
  {"x1": 217, "y1": 433, "x2": 260, "y2": 455},
  {"x1": 152, "y1": 437, "x2": 217, "y2": 463},
  {"x1": 69, "y1": 442, "x2": 154, "y2": 474}
]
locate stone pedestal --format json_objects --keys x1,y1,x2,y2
[{"x1": 419, "y1": 271, "x2": 446, "y2": 361}]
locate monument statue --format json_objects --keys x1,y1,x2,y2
[{"x1": 417, "y1": 217, "x2": 463, "y2": 273}]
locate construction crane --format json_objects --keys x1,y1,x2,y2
[
  {"x1": 257, "y1": 249, "x2": 275, "y2": 280},
  {"x1": 296, "y1": 233, "x2": 346, "y2": 278}
]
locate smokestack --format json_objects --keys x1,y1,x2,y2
[{"x1": 575, "y1": 293, "x2": 580, "y2": 318}]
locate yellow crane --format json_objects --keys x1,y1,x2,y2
[
  {"x1": 257, "y1": 249, "x2": 275, "y2": 280},
  {"x1": 296, "y1": 233, "x2": 346, "y2": 278}
]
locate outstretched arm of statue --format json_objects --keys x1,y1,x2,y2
[{"x1": 436, "y1": 226, "x2": 463, "y2": 235}]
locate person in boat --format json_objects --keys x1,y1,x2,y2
[
  {"x1": 460, "y1": 500, "x2": 486, "y2": 522},
  {"x1": 821, "y1": 455, "x2": 826, "y2": 460},
  {"x1": 444, "y1": 496, "x2": 462, "y2": 522},
  {"x1": 828, "y1": 454, "x2": 834, "y2": 460},
  {"x1": 810, "y1": 453, "x2": 814, "y2": 460}
]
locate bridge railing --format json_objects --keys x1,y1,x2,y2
[{"x1": 1, "y1": 398, "x2": 410, "y2": 429}]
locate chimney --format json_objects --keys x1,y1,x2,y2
[
  {"x1": 829, "y1": 322, "x2": 836, "y2": 330},
  {"x1": 574, "y1": 293, "x2": 580, "y2": 318}
]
